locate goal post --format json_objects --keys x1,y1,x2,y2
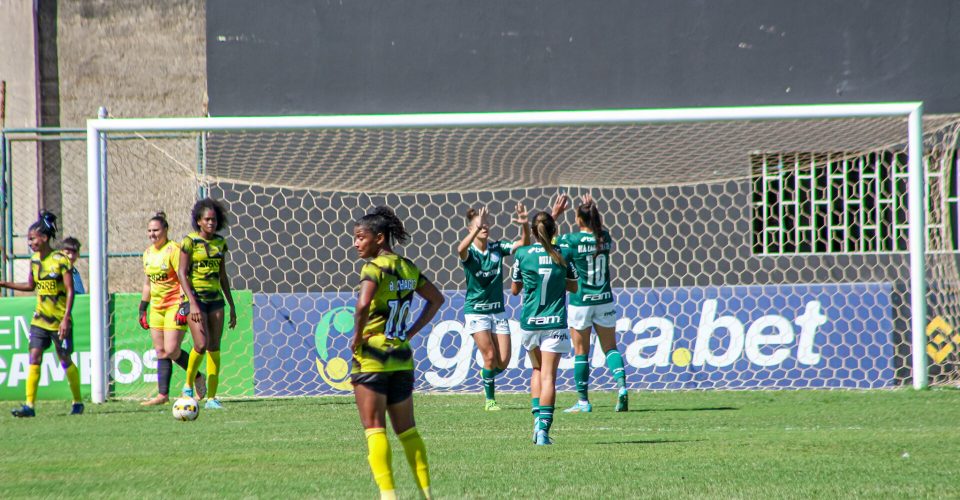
[{"x1": 86, "y1": 102, "x2": 930, "y2": 404}]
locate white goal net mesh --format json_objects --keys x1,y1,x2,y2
[{"x1": 14, "y1": 112, "x2": 960, "y2": 399}]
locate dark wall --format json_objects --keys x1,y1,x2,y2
[{"x1": 207, "y1": 0, "x2": 960, "y2": 116}]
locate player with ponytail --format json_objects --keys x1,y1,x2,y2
[
  {"x1": 456, "y1": 203, "x2": 528, "y2": 411},
  {"x1": 554, "y1": 194, "x2": 629, "y2": 413},
  {"x1": 139, "y1": 211, "x2": 205, "y2": 406},
  {"x1": 352, "y1": 206, "x2": 444, "y2": 500},
  {"x1": 511, "y1": 211, "x2": 579, "y2": 445},
  {"x1": 177, "y1": 198, "x2": 236, "y2": 409},
  {"x1": 1, "y1": 211, "x2": 83, "y2": 417}
]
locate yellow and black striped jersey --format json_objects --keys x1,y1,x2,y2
[
  {"x1": 30, "y1": 251, "x2": 72, "y2": 330},
  {"x1": 143, "y1": 240, "x2": 182, "y2": 310},
  {"x1": 181, "y1": 232, "x2": 227, "y2": 302}
]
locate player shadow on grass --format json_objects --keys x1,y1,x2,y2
[
  {"x1": 593, "y1": 438, "x2": 705, "y2": 445},
  {"x1": 632, "y1": 406, "x2": 738, "y2": 413}
]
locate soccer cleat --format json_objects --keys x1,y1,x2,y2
[
  {"x1": 204, "y1": 398, "x2": 223, "y2": 410},
  {"x1": 615, "y1": 388, "x2": 629, "y2": 412},
  {"x1": 535, "y1": 429, "x2": 552, "y2": 445},
  {"x1": 194, "y1": 374, "x2": 207, "y2": 400},
  {"x1": 564, "y1": 400, "x2": 592, "y2": 413},
  {"x1": 182, "y1": 386, "x2": 195, "y2": 398},
  {"x1": 140, "y1": 394, "x2": 169, "y2": 406},
  {"x1": 484, "y1": 399, "x2": 502, "y2": 411},
  {"x1": 70, "y1": 403, "x2": 85, "y2": 415},
  {"x1": 11, "y1": 405, "x2": 36, "y2": 418}
]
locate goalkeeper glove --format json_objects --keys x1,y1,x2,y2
[
  {"x1": 138, "y1": 300, "x2": 149, "y2": 330},
  {"x1": 175, "y1": 302, "x2": 190, "y2": 326}
]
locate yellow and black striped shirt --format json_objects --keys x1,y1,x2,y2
[
  {"x1": 31, "y1": 251, "x2": 72, "y2": 330},
  {"x1": 181, "y1": 232, "x2": 228, "y2": 303}
]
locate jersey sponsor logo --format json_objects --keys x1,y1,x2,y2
[
  {"x1": 527, "y1": 315, "x2": 562, "y2": 326},
  {"x1": 472, "y1": 302, "x2": 502, "y2": 312},
  {"x1": 195, "y1": 259, "x2": 221, "y2": 273},
  {"x1": 388, "y1": 279, "x2": 417, "y2": 292},
  {"x1": 35, "y1": 280, "x2": 58, "y2": 293},
  {"x1": 147, "y1": 272, "x2": 168, "y2": 284},
  {"x1": 583, "y1": 292, "x2": 612, "y2": 302},
  {"x1": 473, "y1": 269, "x2": 497, "y2": 279}
]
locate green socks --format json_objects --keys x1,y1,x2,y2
[
  {"x1": 537, "y1": 406, "x2": 554, "y2": 432},
  {"x1": 605, "y1": 349, "x2": 627, "y2": 389},
  {"x1": 574, "y1": 354, "x2": 590, "y2": 401},
  {"x1": 481, "y1": 368, "x2": 495, "y2": 400},
  {"x1": 531, "y1": 397, "x2": 540, "y2": 417}
]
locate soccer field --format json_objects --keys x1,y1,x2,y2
[{"x1": 1, "y1": 389, "x2": 957, "y2": 499}]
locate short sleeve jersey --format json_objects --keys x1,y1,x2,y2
[
  {"x1": 181, "y1": 232, "x2": 227, "y2": 302},
  {"x1": 510, "y1": 244, "x2": 579, "y2": 331},
  {"x1": 143, "y1": 240, "x2": 182, "y2": 310},
  {"x1": 460, "y1": 240, "x2": 514, "y2": 314},
  {"x1": 30, "y1": 251, "x2": 72, "y2": 330},
  {"x1": 356, "y1": 254, "x2": 426, "y2": 373},
  {"x1": 557, "y1": 230, "x2": 614, "y2": 306}
]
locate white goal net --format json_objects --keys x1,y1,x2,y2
[{"x1": 76, "y1": 105, "x2": 960, "y2": 402}]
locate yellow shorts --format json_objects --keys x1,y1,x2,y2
[{"x1": 149, "y1": 306, "x2": 187, "y2": 332}]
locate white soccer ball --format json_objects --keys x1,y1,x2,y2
[{"x1": 172, "y1": 397, "x2": 200, "y2": 421}]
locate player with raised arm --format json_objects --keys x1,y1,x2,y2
[
  {"x1": 555, "y1": 194, "x2": 629, "y2": 413},
  {"x1": 139, "y1": 212, "x2": 205, "y2": 406},
  {"x1": 456, "y1": 203, "x2": 529, "y2": 411},
  {"x1": 352, "y1": 206, "x2": 444, "y2": 500},
  {"x1": 1, "y1": 212, "x2": 83, "y2": 417},
  {"x1": 511, "y1": 211, "x2": 578, "y2": 445},
  {"x1": 177, "y1": 198, "x2": 236, "y2": 409}
]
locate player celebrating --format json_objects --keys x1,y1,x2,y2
[
  {"x1": 555, "y1": 194, "x2": 629, "y2": 413},
  {"x1": 139, "y1": 212, "x2": 205, "y2": 406},
  {"x1": 511, "y1": 211, "x2": 578, "y2": 445},
  {"x1": 351, "y1": 206, "x2": 444, "y2": 500},
  {"x1": 456, "y1": 203, "x2": 529, "y2": 411},
  {"x1": 177, "y1": 198, "x2": 236, "y2": 409},
  {"x1": 1, "y1": 212, "x2": 83, "y2": 417}
]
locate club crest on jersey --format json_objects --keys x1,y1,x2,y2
[{"x1": 490, "y1": 252, "x2": 500, "y2": 263}]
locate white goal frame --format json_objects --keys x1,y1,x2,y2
[{"x1": 86, "y1": 102, "x2": 927, "y2": 403}]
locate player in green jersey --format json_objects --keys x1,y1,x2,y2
[
  {"x1": 555, "y1": 194, "x2": 629, "y2": 413},
  {"x1": 456, "y1": 203, "x2": 529, "y2": 411},
  {"x1": 352, "y1": 206, "x2": 444, "y2": 500},
  {"x1": 511, "y1": 211, "x2": 578, "y2": 445},
  {"x1": 177, "y1": 198, "x2": 236, "y2": 409},
  {"x1": 1, "y1": 212, "x2": 83, "y2": 417}
]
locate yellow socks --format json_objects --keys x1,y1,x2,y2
[
  {"x1": 184, "y1": 349, "x2": 203, "y2": 391},
  {"x1": 65, "y1": 364, "x2": 82, "y2": 403},
  {"x1": 364, "y1": 428, "x2": 395, "y2": 498},
  {"x1": 206, "y1": 351, "x2": 220, "y2": 398},
  {"x1": 398, "y1": 427, "x2": 431, "y2": 499},
  {"x1": 26, "y1": 364, "x2": 40, "y2": 407}
]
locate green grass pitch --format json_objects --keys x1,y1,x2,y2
[{"x1": 1, "y1": 389, "x2": 958, "y2": 499}]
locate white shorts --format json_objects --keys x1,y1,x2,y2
[
  {"x1": 568, "y1": 302, "x2": 618, "y2": 330},
  {"x1": 464, "y1": 312, "x2": 510, "y2": 336},
  {"x1": 521, "y1": 328, "x2": 572, "y2": 354}
]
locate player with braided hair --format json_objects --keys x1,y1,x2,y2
[
  {"x1": 351, "y1": 206, "x2": 444, "y2": 500},
  {"x1": 511, "y1": 211, "x2": 579, "y2": 445},
  {"x1": 140, "y1": 211, "x2": 205, "y2": 406},
  {"x1": 554, "y1": 194, "x2": 629, "y2": 413},
  {"x1": 456, "y1": 203, "x2": 529, "y2": 411},
  {"x1": 1, "y1": 211, "x2": 83, "y2": 417}
]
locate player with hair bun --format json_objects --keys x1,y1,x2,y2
[
  {"x1": 456, "y1": 203, "x2": 528, "y2": 411},
  {"x1": 1, "y1": 211, "x2": 83, "y2": 417},
  {"x1": 511, "y1": 211, "x2": 579, "y2": 445},
  {"x1": 554, "y1": 194, "x2": 629, "y2": 413},
  {"x1": 140, "y1": 211, "x2": 205, "y2": 406},
  {"x1": 352, "y1": 206, "x2": 444, "y2": 500},
  {"x1": 177, "y1": 198, "x2": 236, "y2": 409}
]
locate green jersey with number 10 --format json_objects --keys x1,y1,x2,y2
[
  {"x1": 511, "y1": 244, "x2": 578, "y2": 331},
  {"x1": 557, "y1": 230, "x2": 613, "y2": 306}
]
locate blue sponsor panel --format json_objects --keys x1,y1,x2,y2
[{"x1": 253, "y1": 283, "x2": 894, "y2": 395}]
